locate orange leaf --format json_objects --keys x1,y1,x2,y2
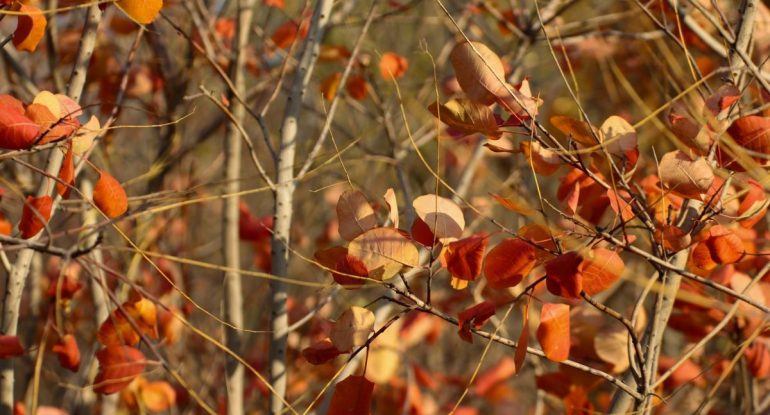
[
  {"x1": 302, "y1": 339, "x2": 343, "y2": 365},
  {"x1": 98, "y1": 294, "x2": 158, "y2": 347},
  {"x1": 94, "y1": 171, "x2": 128, "y2": 218},
  {"x1": 457, "y1": 301, "x2": 495, "y2": 343},
  {"x1": 474, "y1": 357, "x2": 516, "y2": 397},
  {"x1": 93, "y1": 346, "x2": 146, "y2": 395},
  {"x1": 606, "y1": 188, "x2": 634, "y2": 222},
  {"x1": 489, "y1": 192, "x2": 536, "y2": 216},
  {"x1": 551, "y1": 115, "x2": 598, "y2": 146},
  {"x1": 321, "y1": 72, "x2": 342, "y2": 101},
  {"x1": 19, "y1": 195, "x2": 52, "y2": 239},
  {"x1": 443, "y1": 234, "x2": 488, "y2": 281},
  {"x1": 116, "y1": 0, "x2": 163, "y2": 25},
  {"x1": 13, "y1": 4, "x2": 47, "y2": 52},
  {"x1": 483, "y1": 238, "x2": 535, "y2": 288},
  {"x1": 379, "y1": 52, "x2": 408, "y2": 79},
  {"x1": 578, "y1": 248, "x2": 624, "y2": 295},
  {"x1": 0, "y1": 335, "x2": 24, "y2": 358},
  {"x1": 24, "y1": 103, "x2": 79, "y2": 144},
  {"x1": 56, "y1": 145, "x2": 74, "y2": 199},
  {"x1": 537, "y1": 303, "x2": 570, "y2": 362},
  {"x1": 263, "y1": 0, "x2": 284, "y2": 8},
  {"x1": 0, "y1": 94, "x2": 40, "y2": 150},
  {"x1": 428, "y1": 99, "x2": 501, "y2": 138},
  {"x1": 545, "y1": 252, "x2": 583, "y2": 299},
  {"x1": 519, "y1": 141, "x2": 560, "y2": 175},
  {"x1": 328, "y1": 375, "x2": 375, "y2": 415},
  {"x1": 138, "y1": 380, "x2": 176, "y2": 412},
  {"x1": 691, "y1": 225, "x2": 744, "y2": 270},
  {"x1": 52, "y1": 334, "x2": 80, "y2": 372},
  {"x1": 514, "y1": 300, "x2": 530, "y2": 373},
  {"x1": 720, "y1": 115, "x2": 770, "y2": 170}
]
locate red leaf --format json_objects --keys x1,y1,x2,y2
[
  {"x1": 13, "y1": 4, "x2": 47, "y2": 53},
  {"x1": 0, "y1": 335, "x2": 24, "y2": 358},
  {"x1": 537, "y1": 303, "x2": 570, "y2": 362},
  {"x1": 0, "y1": 95, "x2": 40, "y2": 150},
  {"x1": 578, "y1": 248, "x2": 624, "y2": 295},
  {"x1": 238, "y1": 202, "x2": 272, "y2": 241},
  {"x1": 93, "y1": 171, "x2": 128, "y2": 218},
  {"x1": 443, "y1": 234, "x2": 488, "y2": 281},
  {"x1": 52, "y1": 334, "x2": 80, "y2": 372},
  {"x1": 19, "y1": 195, "x2": 52, "y2": 239},
  {"x1": 56, "y1": 145, "x2": 74, "y2": 199},
  {"x1": 302, "y1": 339, "x2": 343, "y2": 365},
  {"x1": 328, "y1": 375, "x2": 375, "y2": 415},
  {"x1": 457, "y1": 301, "x2": 495, "y2": 343},
  {"x1": 93, "y1": 346, "x2": 146, "y2": 395},
  {"x1": 333, "y1": 254, "x2": 368, "y2": 287},
  {"x1": 545, "y1": 252, "x2": 583, "y2": 299},
  {"x1": 410, "y1": 217, "x2": 436, "y2": 247},
  {"x1": 345, "y1": 75, "x2": 368, "y2": 101},
  {"x1": 483, "y1": 238, "x2": 536, "y2": 288}
]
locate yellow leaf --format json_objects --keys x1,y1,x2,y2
[{"x1": 116, "y1": 0, "x2": 164, "y2": 25}]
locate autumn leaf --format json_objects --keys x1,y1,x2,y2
[
  {"x1": 719, "y1": 115, "x2": 770, "y2": 170},
  {"x1": 13, "y1": 4, "x2": 47, "y2": 53},
  {"x1": 537, "y1": 303, "x2": 570, "y2": 362},
  {"x1": 271, "y1": 19, "x2": 308, "y2": 49},
  {"x1": 93, "y1": 346, "x2": 146, "y2": 395},
  {"x1": 412, "y1": 194, "x2": 465, "y2": 243},
  {"x1": 383, "y1": 188, "x2": 399, "y2": 228},
  {"x1": 474, "y1": 357, "x2": 517, "y2": 396},
  {"x1": 348, "y1": 227, "x2": 419, "y2": 280},
  {"x1": 457, "y1": 301, "x2": 495, "y2": 343},
  {"x1": 578, "y1": 248, "x2": 624, "y2": 295},
  {"x1": 93, "y1": 171, "x2": 128, "y2": 218},
  {"x1": 19, "y1": 195, "x2": 53, "y2": 239},
  {"x1": 138, "y1": 380, "x2": 177, "y2": 412},
  {"x1": 116, "y1": 0, "x2": 164, "y2": 25},
  {"x1": 428, "y1": 99, "x2": 501, "y2": 138},
  {"x1": 52, "y1": 334, "x2": 80, "y2": 372},
  {"x1": 0, "y1": 335, "x2": 24, "y2": 358},
  {"x1": 659, "y1": 150, "x2": 714, "y2": 199},
  {"x1": 483, "y1": 238, "x2": 536, "y2": 288},
  {"x1": 0, "y1": 95, "x2": 40, "y2": 150},
  {"x1": 302, "y1": 339, "x2": 343, "y2": 365},
  {"x1": 519, "y1": 141, "x2": 560, "y2": 175},
  {"x1": 551, "y1": 115, "x2": 598, "y2": 146},
  {"x1": 345, "y1": 75, "x2": 368, "y2": 101},
  {"x1": 410, "y1": 217, "x2": 436, "y2": 247},
  {"x1": 336, "y1": 190, "x2": 377, "y2": 241},
  {"x1": 56, "y1": 145, "x2": 74, "y2": 199},
  {"x1": 514, "y1": 300, "x2": 531, "y2": 373},
  {"x1": 690, "y1": 225, "x2": 745, "y2": 270},
  {"x1": 98, "y1": 294, "x2": 158, "y2": 347},
  {"x1": 328, "y1": 375, "x2": 375, "y2": 415},
  {"x1": 442, "y1": 234, "x2": 488, "y2": 281},
  {"x1": 330, "y1": 307, "x2": 375, "y2": 352},
  {"x1": 449, "y1": 41, "x2": 505, "y2": 106},
  {"x1": 379, "y1": 52, "x2": 408, "y2": 79},
  {"x1": 489, "y1": 192, "x2": 536, "y2": 216},
  {"x1": 545, "y1": 252, "x2": 583, "y2": 299},
  {"x1": 321, "y1": 72, "x2": 343, "y2": 101}
]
